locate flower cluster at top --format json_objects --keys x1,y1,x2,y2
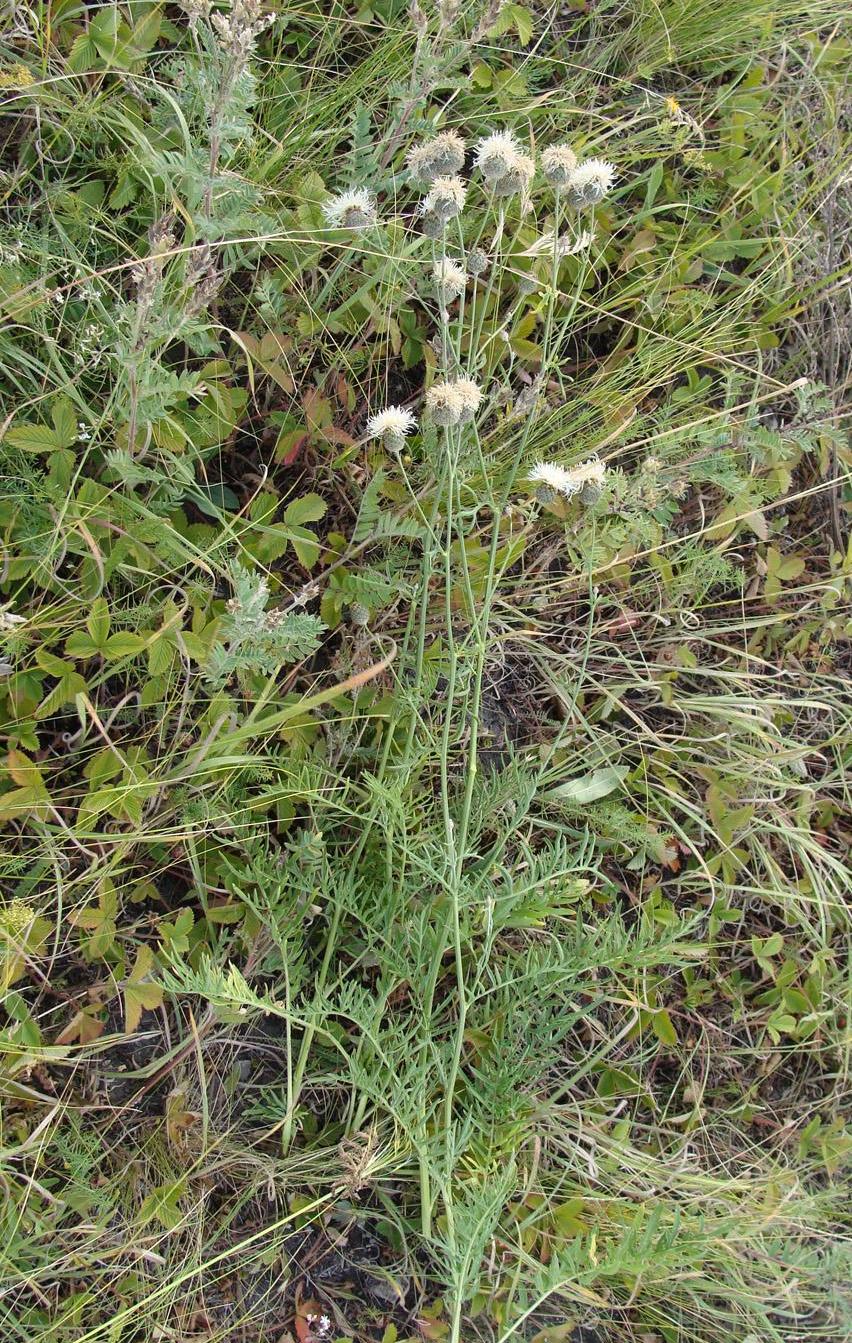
[
  {"x1": 322, "y1": 127, "x2": 615, "y2": 234},
  {"x1": 343, "y1": 127, "x2": 617, "y2": 463},
  {"x1": 410, "y1": 128, "x2": 615, "y2": 234},
  {"x1": 365, "y1": 378, "x2": 483, "y2": 448}
]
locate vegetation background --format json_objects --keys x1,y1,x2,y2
[{"x1": 0, "y1": 1, "x2": 849, "y2": 1341}]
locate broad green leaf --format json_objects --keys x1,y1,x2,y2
[
  {"x1": 124, "y1": 980, "x2": 163, "y2": 1032},
  {"x1": 87, "y1": 598, "x2": 111, "y2": 649},
  {"x1": 52, "y1": 397, "x2": 78, "y2": 449},
  {"x1": 652, "y1": 1009, "x2": 678, "y2": 1047},
  {"x1": 124, "y1": 944, "x2": 163, "y2": 1031},
  {"x1": 35, "y1": 649, "x2": 72, "y2": 676},
  {"x1": 4, "y1": 423, "x2": 60, "y2": 453},
  {"x1": 6, "y1": 750, "x2": 44, "y2": 791},
  {"x1": 67, "y1": 32, "x2": 99, "y2": 72},
  {"x1": 544, "y1": 765, "x2": 629, "y2": 805},
  {"x1": 65, "y1": 631, "x2": 99, "y2": 658},
  {"x1": 138, "y1": 1178, "x2": 186, "y2": 1230},
  {"x1": 284, "y1": 492, "x2": 327, "y2": 526},
  {"x1": 105, "y1": 632, "x2": 146, "y2": 658},
  {"x1": 36, "y1": 671, "x2": 87, "y2": 719},
  {"x1": 288, "y1": 525, "x2": 321, "y2": 569}
]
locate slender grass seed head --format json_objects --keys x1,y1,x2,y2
[
  {"x1": 423, "y1": 175, "x2": 467, "y2": 222},
  {"x1": 407, "y1": 130, "x2": 466, "y2": 183},
  {"x1": 365, "y1": 405, "x2": 417, "y2": 450},
  {"x1": 475, "y1": 130, "x2": 521, "y2": 183},
  {"x1": 541, "y1": 143, "x2": 578, "y2": 187},
  {"x1": 322, "y1": 188, "x2": 378, "y2": 230},
  {"x1": 566, "y1": 159, "x2": 616, "y2": 207}
]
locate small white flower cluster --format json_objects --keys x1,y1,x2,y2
[
  {"x1": 478, "y1": 133, "x2": 615, "y2": 206},
  {"x1": 529, "y1": 456, "x2": 607, "y2": 502},
  {"x1": 425, "y1": 377, "x2": 482, "y2": 428},
  {"x1": 540, "y1": 144, "x2": 578, "y2": 187},
  {"x1": 365, "y1": 377, "x2": 484, "y2": 447},
  {"x1": 406, "y1": 130, "x2": 468, "y2": 235},
  {"x1": 73, "y1": 321, "x2": 106, "y2": 368},
  {"x1": 211, "y1": 0, "x2": 273, "y2": 60},
  {"x1": 423, "y1": 175, "x2": 467, "y2": 223}
]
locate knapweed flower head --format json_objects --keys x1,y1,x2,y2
[
  {"x1": 566, "y1": 159, "x2": 615, "y2": 207},
  {"x1": 467, "y1": 247, "x2": 489, "y2": 277},
  {"x1": 425, "y1": 381, "x2": 463, "y2": 428},
  {"x1": 322, "y1": 188, "x2": 378, "y2": 230},
  {"x1": 491, "y1": 151, "x2": 535, "y2": 198},
  {"x1": 454, "y1": 378, "x2": 483, "y2": 423},
  {"x1": 423, "y1": 175, "x2": 467, "y2": 222},
  {"x1": 565, "y1": 455, "x2": 606, "y2": 496},
  {"x1": 529, "y1": 456, "x2": 606, "y2": 502},
  {"x1": 365, "y1": 405, "x2": 417, "y2": 450},
  {"x1": 529, "y1": 462, "x2": 576, "y2": 502},
  {"x1": 407, "y1": 130, "x2": 466, "y2": 184},
  {"x1": 433, "y1": 258, "x2": 467, "y2": 303},
  {"x1": 424, "y1": 378, "x2": 483, "y2": 428},
  {"x1": 541, "y1": 143, "x2": 578, "y2": 187},
  {"x1": 475, "y1": 130, "x2": 521, "y2": 183}
]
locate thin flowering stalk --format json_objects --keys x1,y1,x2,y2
[
  {"x1": 467, "y1": 202, "x2": 506, "y2": 384},
  {"x1": 451, "y1": 215, "x2": 470, "y2": 375}
]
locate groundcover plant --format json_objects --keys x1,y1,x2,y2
[{"x1": 0, "y1": 1, "x2": 849, "y2": 1340}]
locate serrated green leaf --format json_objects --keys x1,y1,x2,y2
[
  {"x1": 65, "y1": 631, "x2": 99, "y2": 658},
  {"x1": 4, "y1": 423, "x2": 60, "y2": 453},
  {"x1": 284, "y1": 492, "x2": 327, "y2": 525},
  {"x1": 36, "y1": 649, "x2": 73, "y2": 677},
  {"x1": 105, "y1": 633, "x2": 146, "y2": 658},
  {"x1": 51, "y1": 397, "x2": 78, "y2": 448}
]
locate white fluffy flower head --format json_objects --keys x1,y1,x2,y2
[
  {"x1": 454, "y1": 378, "x2": 482, "y2": 422},
  {"x1": 423, "y1": 175, "x2": 467, "y2": 222},
  {"x1": 322, "y1": 188, "x2": 378, "y2": 230},
  {"x1": 433, "y1": 258, "x2": 467, "y2": 302},
  {"x1": 566, "y1": 159, "x2": 615, "y2": 207},
  {"x1": 407, "y1": 130, "x2": 466, "y2": 184},
  {"x1": 475, "y1": 130, "x2": 521, "y2": 183},
  {"x1": 425, "y1": 381, "x2": 463, "y2": 427},
  {"x1": 424, "y1": 378, "x2": 482, "y2": 428},
  {"x1": 530, "y1": 462, "x2": 571, "y2": 488},
  {"x1": 365, "y1": 405, "x2": 417, "y2": 447},
  {"x1": 491, "y1": 151, "x2": 535, "y2": 198},
  {"x1": 541, "y1": 143, "x2": 578, "y2": 187},
  {"x1": 529, "y1": 457, "x2": 606, "y2": 500}
]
